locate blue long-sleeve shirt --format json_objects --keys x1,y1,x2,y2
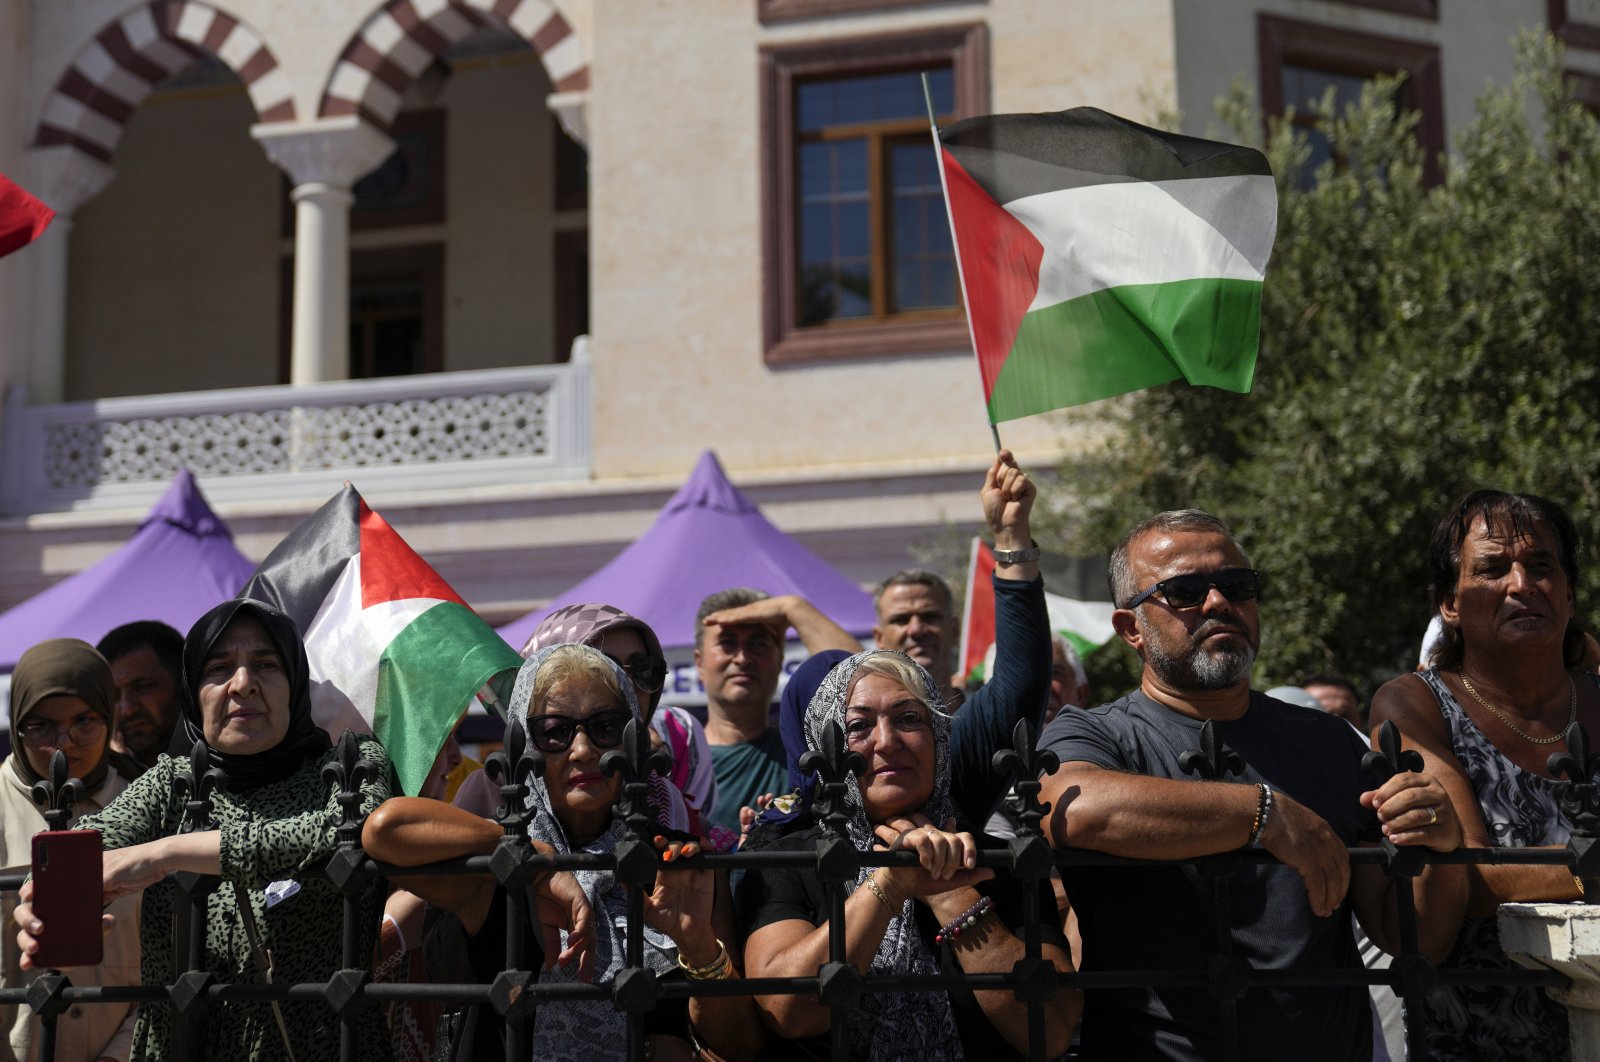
[{"x1": 949, "y1": 574, "x2": 1051, "y2": 827}]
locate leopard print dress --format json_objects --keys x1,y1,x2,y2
[
  {"x1": 1416, "y1": 668, "x2": 1574, "y2": 1062},
  {"x1": 73, "y1": 737, "x2": 393, "y2": 1062}
]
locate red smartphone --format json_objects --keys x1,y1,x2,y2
[{"x1": 30, "y1": 829, "x2": 103, "y2": 969}]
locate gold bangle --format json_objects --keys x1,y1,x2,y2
[
  {"x1": 677, "y1": 939, "x2": 732, "y2": 980},
  {"x1": 1575, "y1": 875, "x2": 1586, "y2": 898},
  {"x1": 863, "y1": 871, "x2": 897, "y2": 911}
]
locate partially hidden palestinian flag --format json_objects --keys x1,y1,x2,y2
[
  {"x1": 0, "y1": 172, "x2": 54, "y2": 260},
  {"x1": 938, "y1": 107, "x2": 1277, "y2": 422},
  {"x1": 958, "y1": 538, "x2": 1116, "y2": 685},
  {"x1": 241, "y1": 485, "x2": 522, "y2": 796}
]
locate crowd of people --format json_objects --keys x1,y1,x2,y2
[{"x1": 0, "y1": 452, "x2": 1592, "y2": 1062}]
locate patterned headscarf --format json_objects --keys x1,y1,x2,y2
[
  {"x1": 523, "y1": 603, "x2": 667, "y2": 714},
  {"x1": 803, "y1": 649, "x2": 962, "y2": 1062},
  {"x1": 180, "y1": 599, "x2": 331, "y2": 792},
  {"x1": 508, "y1": 644, "x2": 677, "y2": 1062},
  {"x1": 9, "y1": 638, "x2": 115, "y2": 789},
  {"x1": 649, "y1": 704, "x2": 715, "y2": 819}
]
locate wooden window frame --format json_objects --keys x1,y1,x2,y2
[
  {"x1": 1569, "y1": 68, "x2": 1600, "y2": 112},
  {"x1": 1258, "y1": 14, "x2": 1444, "y2": 186},
  {"x1": 1549, "y1": 1, "x2": 1600, "y2": 52},
  {"x1": 347, "y1": 243, "x2": 445, "y2": 377},
  {"x1": 1323, "y1": 0, "x2": 1437, "y2": 18},
  {"x1": 760, "y1": 24, "x2": 988, "y2": 366},
  {"x1": 757, "y1": 0, "x2": 984, "y2": 25}
]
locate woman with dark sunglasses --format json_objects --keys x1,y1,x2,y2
[{"x1": 363, "y1": 643, "x2": 761, "y2": 1062}]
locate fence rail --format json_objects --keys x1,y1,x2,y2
[{"x1": 14, "y1": 715, "x2": 1599, "y2": 1062}]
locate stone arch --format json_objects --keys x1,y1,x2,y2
[
  {"x1": 319, "y1": 0, "x2": 588, "y2": 129},
  {"x1": 34, "y1": 1, "x2": 295, "y2": 163}
]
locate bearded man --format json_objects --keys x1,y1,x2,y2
[{"x1": 1036, "y1": 509, "x2": 1467, "y2": 1062}]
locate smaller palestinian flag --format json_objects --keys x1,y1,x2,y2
[
  {"x1": 938, "y1": 107, "x2": 1276, "y2": 422},
  {"x1": 241, "y1": 486, "x2": 522, "y2": 795},
  {"x1": 958, "y1": 538, "x2": 1116, "y2": 685},
  {"x1": 0, "y1": 173, "x2": 54, "y2": 259}
]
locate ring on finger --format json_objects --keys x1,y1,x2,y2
[{"x1": 1425, "y1": 805, "x2": 1439, "y2": 826}]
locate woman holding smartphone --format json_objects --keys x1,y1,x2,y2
[
  {"x1": 14, "y1": 600, "x2": 393, "y2": 1062},
  {"x1": 1, "y1": 638, "x2": 141, "y2": 1062}
]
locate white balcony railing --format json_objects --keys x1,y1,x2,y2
[{"x1": 0, "y1": 356, "x2": 591, "y2": 514}]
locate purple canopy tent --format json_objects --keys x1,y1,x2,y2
[
  {"x1": 0, "y1": 469, "x2": 256, "y2": 671},
  {"x1": 497, "y1": 451, "x2": 877, "y2": 669}
]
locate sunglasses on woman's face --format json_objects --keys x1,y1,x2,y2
[
  {"x1": 1125, "y1": 568, "x2": 1260, "y2": 611},
  {"x1": 606, "y1": 652, "x2": 666, "y2": 695},
  {"x1": 529, "y1": 709, "x2": 632, "y2": 754}
]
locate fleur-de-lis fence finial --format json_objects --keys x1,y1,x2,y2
[
  {"x1": 172, "y1": 739, "x2": 226, "y2": 833},
  {"x1": 1361, "y1": 720, "x2": 1427, "y2": 878},
  {"x1": 1179, "y1": 719, "x2": 1246, "y2": 781},
  {"x1": 1548, "y1": 721, "x2": 1600, "y2": 902},
  {"x1": 484, "y1": 716, "x2": 544, "y2": 838},
  {"x1": 321, "y1": 730, "x2": 379, "y2": 849},
  {"x1": 991, "y1": 718, "x2": 1060, "y2": 880},
  {"x1": 601, "y1": 717, "x2": 675, "y2": 888},
  {"x1": 799, "y1": 720, "x2": 865, "y2": 837},
  {"x1": 30, "y1": 750, "x2": 85, "y2": 832}
]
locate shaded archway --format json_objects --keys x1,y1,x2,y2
[
  {"x1": 33, "y1": 1, "x2": 293, "y2": 162},
  {"x1": 319, "y1": 0, "x2": 587, "y2": 129}
]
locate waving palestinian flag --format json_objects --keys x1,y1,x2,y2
[
  {"x1": 241, "y1": 486, "x2": 521, "y2": 795},
  {"x1": 939, "y1": 107, "x2": 1276, "y2": 422}
]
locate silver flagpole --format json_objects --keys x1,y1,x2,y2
[{"x1": 922, "y1": 71, "x2": 1003, "y2": 454}]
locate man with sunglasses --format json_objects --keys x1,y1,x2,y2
[{"x1": 1035, "y1": 509, "x2": 1467, "y2": 1062}]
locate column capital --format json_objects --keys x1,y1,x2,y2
[
  {"x1": 26, "y1": 144, "x2": 116, "y2": 217},
  {"x1": 250, "y1": 116, "x2": 396, "y2": 190},
  {"x1": 547, "y1": 89, "x2": 589, "y2": 149},
  {"x1": 1501, "y1": 902, "x2": 1600, "y2": 1059}
]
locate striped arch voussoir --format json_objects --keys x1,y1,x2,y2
[
  {"x1": 34, "y1": 1, "x2": 295, "y2": 163},
  {"x1": 320, "y1": 0, "x2": 589, "y2": 130}
]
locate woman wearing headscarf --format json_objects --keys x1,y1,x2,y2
[
  {"x1": 14, "y1": 600, "x2": 393, "y2": 1062},
  {"x1": 456, "y1": 603, "x2": 696, "y2": 832},
  {"x1": 363, "y1": 643, "x2": 762, "y2": 1061},
  {"x1": 740, "y1": 649, "x2": 1079, "y2": 1061},
  {"x1": 1, "y1": 639, "x2": 141, "y2": 1062},
  {"x1": 1372, "y1": 490, "x2": 1599, "y2": 1061}
]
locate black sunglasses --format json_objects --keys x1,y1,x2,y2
[
  {"x1": 528, "y1": 709, "x2": 632, "y2": 754},
  {"x1": 607, "y1": 652, "x2": 666, "y2": 694},
  {"x1": 1125, "y1": 568, "x2": 1260, "y2": 610}
]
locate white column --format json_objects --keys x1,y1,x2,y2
[
  {"x1": 24, "y1": 146, "x2": 115, "y2": 405},
  {"x1": 251, "y1": 117, "x2": 394, "y2": 386},
  {"x1": 1501, "y1": 902, "x2": 1600, "y2": 1059}
]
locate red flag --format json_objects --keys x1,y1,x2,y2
[
  {"x1": 0, "y1": 173, "x2": 55, "y2": 259},
  {"x1": 957, "y1": 537, "x2": 997, "y2": 685}
]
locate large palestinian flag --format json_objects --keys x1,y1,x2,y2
[
  {"x1": 241, "y1": 486, "x2": 522, "y2": 795},
  {"x1": 938, "y1": 107, "x2": 1277, "y2": 422}
]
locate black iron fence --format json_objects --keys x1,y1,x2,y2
[{"x1": 6, "y1": 715, "x2": 1597, "y2": 1062}]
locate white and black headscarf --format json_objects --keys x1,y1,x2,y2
[
  {"x1": 508, "y1": 643, "x2": 677, "y2": 1062},
  {"x1": 803, "y1": 649, "x2": 963, "y2": 1062}
]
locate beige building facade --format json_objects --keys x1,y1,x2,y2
[{"x1": 0, "y1": 0, "x2": 1590, "y2": 631}]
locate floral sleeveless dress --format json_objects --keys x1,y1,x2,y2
[{"x1": 1416, "y1": 668, "x2": 1574, "y2": 1061}]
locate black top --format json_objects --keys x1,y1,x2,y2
[
  {"x1": 426, "y1": 886, "x2": 690, "y2": 1061},
  {"x1": 737, "y1": 822, "x2": 1066, "y2": 1062},
  {"x1": 1040, "y1": 689, "x2": 1381, "y2": 1062}
]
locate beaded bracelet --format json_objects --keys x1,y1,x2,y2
[
  {"x1": 935, "y1": 895, "x2": 994, "y2": 945},
  {"x1": 1247, "y1": 783, "x2": 1274, "y2": 848}
]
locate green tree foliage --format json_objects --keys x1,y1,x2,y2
[{"x1": 1047, "y1": 33, "x2": 1600, "y2": 698}]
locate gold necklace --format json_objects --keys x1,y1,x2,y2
[{"x1": 1458, "y1": 671, "x2": 1576, "y2": 746}]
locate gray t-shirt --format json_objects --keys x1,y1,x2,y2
[{"x1": 1040, "y1": 688, "x2": 1380, "y2": 1062}]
